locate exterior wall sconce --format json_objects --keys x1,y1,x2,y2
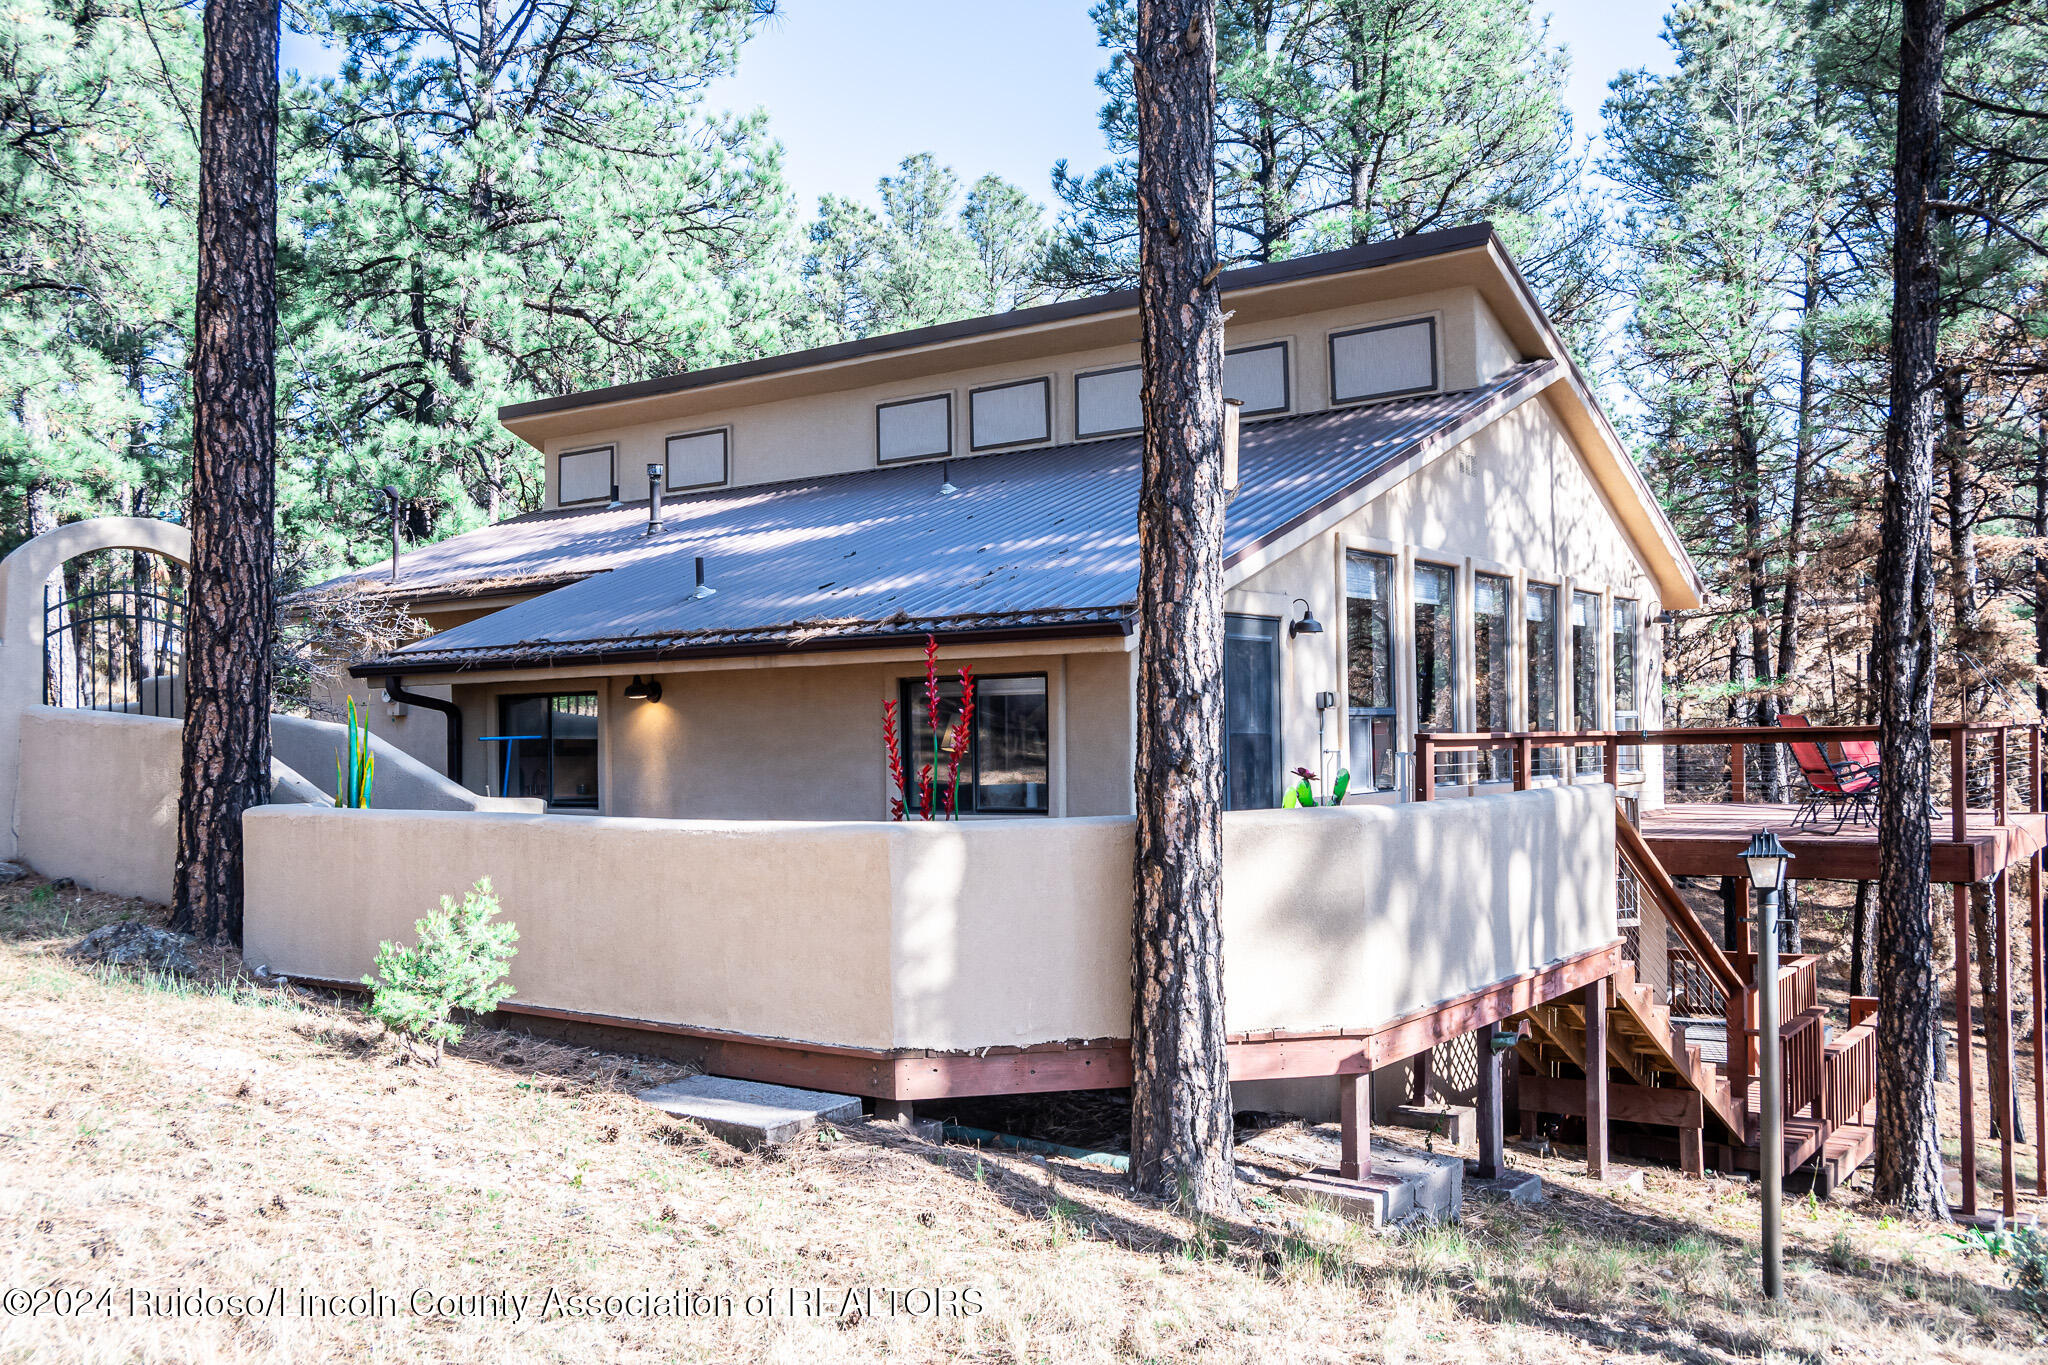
[
  {"x1": 1288, "y1": 598, "x2": 1323, "y2": 638},
  {"x1": 623, "y1": 676, "x2": 662, "y2": 703}
]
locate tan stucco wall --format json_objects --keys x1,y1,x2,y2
[
  {"x1": 443, "y1": 645, "x2": 1136, "y2": 820},
  {"x1": 269, "y1": 713, "x2": 538, "y2": 813},
  {"x1": 14, "y1": 709, "x2": 325, "y2": 903},
  {"x1": 1231, "y1": 389, "x2": 1668, "y2": 807},
  {"x1": 537, "y1": 287, "x2": 1511, "y2": 506},
  {"x1": 244, "y1": 785, "x2": 1614, "y2": 1057}
]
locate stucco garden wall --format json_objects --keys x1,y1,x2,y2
[{"x1": 243, "y1": 784, "x2": 1614, "y2": 1057}]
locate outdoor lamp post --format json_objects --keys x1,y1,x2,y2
[{"x1": 1742, "y1": 828, "x2": 1793, "y2": 1300}]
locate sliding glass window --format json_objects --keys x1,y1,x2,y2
[
  {"x1": 1473, "y1": 572, "x2": 1512, "y2": 782},
  {"x1": 1345, "y1": 551, "x2": 1397, "y2": 791},
  {"x1": 1571, "y1": 590, "x2": 1602, "y2": 774},
  {"x1": 1414, "y1": 562, "x2": 1459, "y2": 786},
  {"x1": 498, "y1": 693, "x2": 600, "y2": 809},
  {"x1": 1613, "y1": 598, "x2": 1641, "y2": 773},
  {"x1": 1526, "y1": 584, "x2": 1561, "y2": 777}
]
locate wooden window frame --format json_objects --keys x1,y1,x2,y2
[
  {"x1": 1072, "y1": 363, "x2": 1143, "y2": 439},
  {"x1": 896, "y1": 671, "x2": 1051, "y2": 816},
  {"x1": 664, "y1": 427, "x2": 730, "y2": 492},
  {"x1": 1327, "y1": 316, "x2": 1440, "y2": 406},
  {"x1": 967, "y1": 376, "x2": 1053, "y2": 452},
  {"x1": 555, "y1": 444, "x2": 616, "y2": 507},
  {"x1": 1225, "y1": 339, "x2": 1291, "y2": 415},
  {"x1": 875, "y1": 392, "x2": 954, "y2": 466}
]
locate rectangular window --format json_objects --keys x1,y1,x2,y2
[
  {"x1": 1526, "y1": 583, "x2": 1560, "y2": 777},
  {"x1": 1474, "y1": 572, "x2": 1512, "y2": 782},
  {"x1": 1329, "y1": 318, "x2": 1438, "y2": 405},
  {"x1": 1614, "y1": 598, "x2": 1641, "y2": 773},
  {"x1": 498, "y1": 693, "x2": 599, "y2": 809},
  {"x1": 877, "y1": 393, "x2": 952, "y2": 464},
  {"x1": 1346, "y1": 550, "x2": 1396, "y2": 792},
  {"x1": 1224, "y1": 341, "x2": 1289, "y2": 415},
  {"x1": 900, "y1": 674, "x2": 1049, "y2": 814},
  {"x1": 1074, "y1": 364, "x2": 1142, "y2": 438},
  {"x1": 665, "y1": 428, "x2": 728, "y2": 490},
  {"x1": 1414, "y1": 561, "x2": 1458, "y2": 786},
  {"x1": 1572, "y1": 590, "x2": 1602, "y2": 775},
  {"x1": 556, "y1": 446, "x2": 613, "y2": 506},
  {"x1": 1223, "y1": 614, "x2": 1280, "y2": 809},
  {"x1": 968, "y1": 377, "x2": 1051, "y2": 450}
]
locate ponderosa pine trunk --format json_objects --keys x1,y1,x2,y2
[
  {"x1": 1871, "y1": 0, "x2": 1949, "y2": 1217},
  {"x1": 172, "y1": 0, "x2": 279, "y2": 946},
  {"x1": 1128, "y1": 0, "x2": 1237, "y2": 1217}
]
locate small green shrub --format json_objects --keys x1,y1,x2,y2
[
  {"x1": 1950, "y1": 1223, "x2": 2048, "y2": 1319},
  {"x1": 363, "y1": 878, "x2": 517, "y2": 1063}
]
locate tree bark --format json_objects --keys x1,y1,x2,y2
[
  {"x1": 1851, "y1": 880, "x2": 1877, "y2": 999},
  {"x1": 172, "y1": 0, "x2": 280, "y2": 946},
  {"x1": 1128, "y1": 0, "x2": 1237, "y2": 1217},
  {"x1": 1871, "y1": 0, "x2": 1950, "y2": 1217}
]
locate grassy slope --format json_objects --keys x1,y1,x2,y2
[{"x1": 0, "y1": 876, "x2": 2037, "y2": 1364}]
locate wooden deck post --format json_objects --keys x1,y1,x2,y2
[
  {"x1": 1603, "y1": 735, "x2": 1620, "y2": 789},
  {"x1": 1408, "y1": 1049, "x2": 1432, "y2": 1106},
  {"x1": 1514, "y1": 735, "x2": 1532, "y2": 792},
  {"x1": 1474, "y1": 1030, "x2": 1506, "y2": 1180},
  {"x1": 873, "y1": 1098, "x2": 915, "y2": 1125},
  {"x1": 1585, "y1": 977, "x2": 1610, "y2": 1179},
  {"x1": 1729, "y1": 741, "x2": 1745, "y2": 804},
  {"x1": 2033, "y1": 850, "x2": 2046, "y2": 1198},
  {"x1": 1952, "y1": 729, "x2": 1970, "y2": 845},
  {"x1": 1996, "y1": 727, "x2": 2009, "y2": 829},
  {"x1": 2032, "y1": 724, "x2": 2042, "y2": 814},
  {"x1": 1415, "y1": 734, "x2": 1434, "y2": 803},
  {"x1": 1338, "y1": 1068, "x2": 1372, "y2": 1181},
  {"x1": 1955, "y1": 883, "x2": 1979, "y2": 1217},
  {"x1": 1998, "y1": 870, "x2": 2017, "y2": 1219}
]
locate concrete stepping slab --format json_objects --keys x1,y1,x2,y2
[
  {"x1": 637, "y1": 1075, "x2": 863, "y2": 1149},
  {"x1": 1277, "y1": 1137, "x2": 1464, "y2": 1227}
]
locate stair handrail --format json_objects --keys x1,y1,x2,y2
[{"x1": 1616, "y1": 813, "x2": 1744, "y2": 1000}]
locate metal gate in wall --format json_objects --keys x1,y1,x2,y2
[{"x1": 42, "y1": 551, "x2": 186, "y2": 715}]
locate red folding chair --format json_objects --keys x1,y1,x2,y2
[{"x1": 1777, "y1": 714, "x2": 1877, "y2": 832}]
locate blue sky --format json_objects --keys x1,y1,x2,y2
[{"x1": 281, "y1": 1, "x2": 1676, "y2": 213}]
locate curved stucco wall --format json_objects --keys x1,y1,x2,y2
[
  {"x1": 244, "y1": 785, "x2": 1614, "y2": 1055},
  {"x1": 269, "y1": 714, "x2": 540, "y2": 813}
]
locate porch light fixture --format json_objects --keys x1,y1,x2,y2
[
  {"x1": 623, "y1": 676, "x2": 662, "y2": 703},
  {"x1": 1741, "y1": 829, "x2": 1792, "y2": 893},
  {"x1": 1288, "y1": 598, "x2": 1323, "y2": 638}
]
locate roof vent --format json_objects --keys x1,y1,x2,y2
[
  {"x1": 938, "y1": 460, "x2": 958, "y2": 496},
  {"x1": 605, "y1": 482, "x2": 622, "y2": 510},
  {"x1": 644, "y1": 462, "x2": 664, "y2": 536},
  {"x1": 691, "y1": 555, "x2": 716, "y2": 599}
]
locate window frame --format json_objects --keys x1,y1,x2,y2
[
  {"x1": 1222, "y1": 613, "x2": 1283, "y2": 810},
  {"x1": 663, "y1": 426, "x2": 730, "y2": 492},
  {"x1": 1327, "y1": 316, "x2": 1440, "y2": 406},
  {"x1": 875, "y1": 392, "x2": 954, "y2": 465},
  {"x1": 555, "y1": 445, "x2": 616, "y2": 508},
  {"x1": 1224, "y1": 339, "x2": 1291, "y2": 416},
  {"x1": 1345, "y1": 549, "x2": 1398, "y2": 792},
  {"x1": 496, "y1": 691, "x2": 601, "y2": 810},
  {"x1": 896, "y1": 670, "x2": 1051, "y2": 816},
  {"x1": 1073, "y1": 363, "x2": 1143, "y2": 439},
  {"x1": 967, "y1": 376, "x2": 1053, "y2": 452}
]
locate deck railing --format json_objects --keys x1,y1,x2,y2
[
  {"x1": 1823, "y1": 1018, "x2": 1880, "y2": 1129},
  {"x1": 1412, "y1": 723, "x2": 2044, "y2": 838}
]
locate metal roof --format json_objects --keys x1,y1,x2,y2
[
  {"x1": 354, "y1": 360, "x2": 1556, "y2": 676},
  {"x1": 496, "y1": 224, "x2": 1500, "y2": 423}
]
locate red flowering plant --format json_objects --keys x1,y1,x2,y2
[{"x1": 884, "y1": 634, "x2": 977, "y2": 820}]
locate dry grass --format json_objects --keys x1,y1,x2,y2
[{"x1": 0, "y1": 876, "x2": 2040, "y2": 1363}]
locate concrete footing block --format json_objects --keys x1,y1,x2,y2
[
  {"x1": 1282, "y1": 1142, "x2": 1463, "y2": 1227},
  {"x1": 1388, "y1": 1103, "x2": 1475, "y2": 1145},
  {"x1": 1463, "y1": 1165, "x2": 1544, "y2": 1205},
  {"x1": 637, "y1": 1075, "x2": 863, "y2": 1149}
]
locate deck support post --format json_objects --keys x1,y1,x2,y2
[
  {"x1": 1955, "y1": 883, "x2": 1979, "y2": 1217},
  {"x1": 873, "y1": 1098, "x2": 915, "y2": 1125},
  {"x1": 1679, "y1": 1123, "x2": 1705, "y2": 1178},
  {"x1": 1584, "y1": 977, "x2": 1610, "y2": 1180},
  {"x1": 1408, "y1": 1049, "x2": 1432, "y2": 1106},
  {"x1": 1474, "y1": 1029, "x2": 1506, "y2": 1180},
  {"x1": 2033, "y1": 850, "x2": 2046, "y2": 1197},
  {"x1": 1338, "y1": 1067, "x2": 1372, "y2": 1182},
  {"x1": 1998, "y1": 871, "x2": 2018, "y2": 1218}
]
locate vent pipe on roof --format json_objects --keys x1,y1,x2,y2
[
  {"x1": 1222, "y1": 399, "x2": 1243, "y2": 499},
  {"x1": 645, "y1": 462, "x2": 664, "y2": 535},
  {"x1": 938, "y1": 460, "x2": 958, "y2": 496},
  {"x1": 606, "y1": 482, "x2": 622, "y2": 510},
  {"x1": 691, "y1": 555, "x2": 715, "y2": 599}
]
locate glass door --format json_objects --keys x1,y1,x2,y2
[{"x1": 1223, "y1": 614, "x2": 1280, "y2": 809}]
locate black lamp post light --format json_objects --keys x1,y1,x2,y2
[{"x1": 1741, "y1": 828, "x2": 1793, "y2": 1300}]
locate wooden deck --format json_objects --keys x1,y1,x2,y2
[{"x1": 1640, "y1": 802, "x2": 2048, "y2": 884}]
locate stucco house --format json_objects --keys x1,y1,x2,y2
[{"x1": 329, "y1": 222, "x2": 1701, "y2": 820}]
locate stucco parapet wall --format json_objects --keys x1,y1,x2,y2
[{"x1": 244, "y1": 785, "x2": 1615, "y2": 1056}]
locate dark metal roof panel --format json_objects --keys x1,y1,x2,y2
[{"x1": 362, "y1": 361, "x2": 1553, "y2": 673}]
